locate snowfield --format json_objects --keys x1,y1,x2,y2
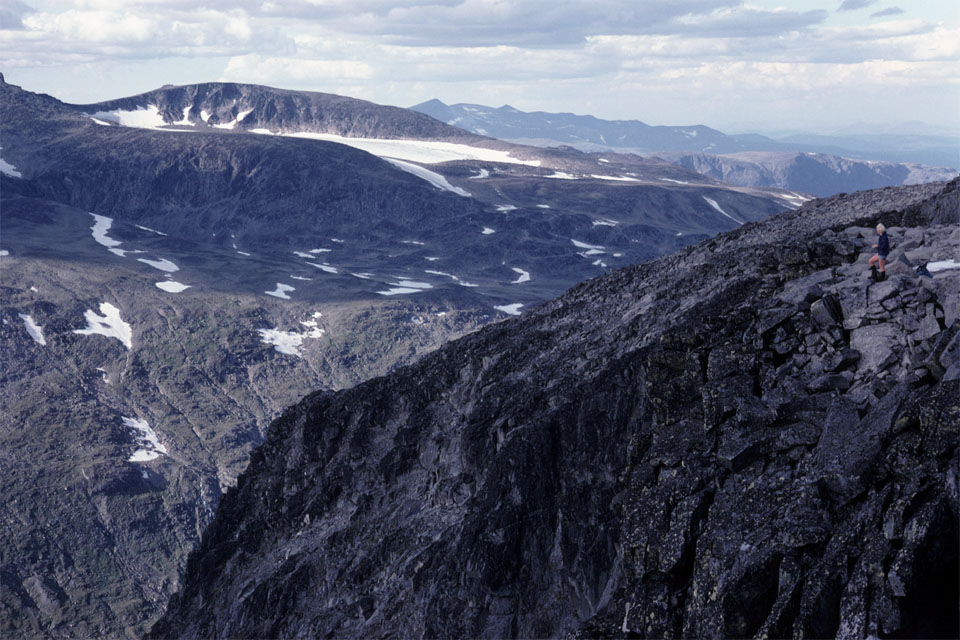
[
  {"x1": 74, "y1": 302, "x2": 133, "y2": 349},
  {"x1": 258, "y1": 328, "x2": 304, "y2": 356},
  {"x1": 703, "y1": 197, "x2": 744, "y2": 225},
  {"x1": 19, "y1": 314, "x2": 46, "y2": 346},
  {"x1": 265, "y1": 283, "x2": 295, "y2": 299},
  {"x1": 384, "y1": 158, "x2": 471, "y2": 197},
  {"x1": 155, "y1": 281, "x2": 191, "y2": 293},
  {"x1": 494, "y1": 303, "x2": 524, "y2": 315},
  {"x1": 283, "y1": 133, "x2": 541, "y2": 167},
  {"x1": 511, "y1": 268, "x2": 531, "y2": 284},
  {"x1": 377, "y1": 280, "x2": 434, "y2": 296},
  {"x1": 137, "y1": 257, "x2": 179, "y2": 273},
  {"x1": 124, "y1": 416, "x2": 168, "y2": 463}
]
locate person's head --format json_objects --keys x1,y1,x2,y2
[{"x1": 876, "y1": 223, "x2": 886, "y2": 235}]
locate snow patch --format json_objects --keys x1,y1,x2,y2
[
  {"x1": 89, "y1": 117, "x2": 112, "y2": 126},
  {"x1": 928, "y1": 260, "x2": 960, "y2": 273},
  {"x1": 0, "y1": 250, "x2": 9, "y2": 256},
  {"x1": 590, "y1": 174, "x2": 640, "y2": 182},
  {"x1": 350, "y1": 272, "x2": 374, "y2": 279},
  {"x1": 74, "y1": 302, "x2": 132, "y2": 349},
  {"x1": 19, "y1": 314, "x2": 46, "y2": 346},
  {"x1": 124, "y1": 416, "x2": 167, "y2": 462},
  {"x1": 265, "y1": 283, "x2": 295, "y2": 299},
  {"x1": 482, "y1": 227, "x2": 496, "y2": 235},
  {"x1": 469, "y1": 169, "x2": 490, "y2": 179},
  {"x1": 592, "y1": 219, "x2": 618, "y2": 227},
  {"x1": 496, "y1": 204, "x2": 517, "y2": 212},
  {"x1": 703, "y1": 197, "x2": 744, "y2": 225},
  {"x1": 536, "y1": 204, "x2": 551, "y2": 209},
  {"x1": 92, "y1": 105, "x2": 167, "y2": 129},
  {"x1": 571, "y1": 239, "x2": 605, "y2": 251},
  {"x1": 659, "y1": 178, "x2": 690, "y2": 185},
  {"x1": 546, "y1": 171, "x2": 578, "y2": 180},
  {"x1": 290, "y1": 275, "x2": 312, "y2": 281},
  {"x1": 137, "y1": 257, "x2": 179, "y2": 273},
  {"x1": 384, "y1": 158, "x2": 471, "y2": 197},
  {"x1": 425, "y1": 270, "x2": 479, "y2": 287},
  {"x1": 90, "y1": 213, "x2": 123, "y2": 251},
  {"x1": 236, "y1": 250, "x2": 251, "y2": 256},
  {"x1": 135, "y1": 224, "x2": 167, "y2": 236},
  {"x1": 306, "y1": 262, "x2": 338, "y2": 274},
  {"x1": 511, "y1": 268, "x2": 530, "y2": 284},
  {"x1": 258, "y1": 328, "x2": 303, "y2": 356},
  {"x1": 377, "y1": 280, "x2": 433, "y2": 296},
  {"x1": 0, "y1": 150, "x2": 22, "y2": 178},
  {"x1": 494, "y1": 303, "x2": 524, "y2": 315},
  {"x1": 402, "y1": 240, "x2": 425, "y2": 246},
  {"x1": 155, "y1": 281, "x2": 190, "y2": 293}
]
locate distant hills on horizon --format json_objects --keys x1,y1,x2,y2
[{"x1": 411, "y1": 98, "x2": 959, "y2": 171}]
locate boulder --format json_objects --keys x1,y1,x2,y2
[
  {"x1": 810, "y1": 294, "x2": 843, "y2": 327},
  {"x1": 850, "y1": 324, "x2": 902, "y2": 372}
]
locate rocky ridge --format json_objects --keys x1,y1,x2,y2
[{"x1": 152, "y1": 180, "x2": 959, "y2": 638}]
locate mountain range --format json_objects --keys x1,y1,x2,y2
[
  {"x1": 411, "y1": 99, "x2": 957, "y2": 194},
  {"x1": 1, "y1": 76, "x2": 802, "y2": 637}
]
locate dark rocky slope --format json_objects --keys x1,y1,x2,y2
[{"x1": 153, "y1": 180, "x2": 959, "y2": 638}]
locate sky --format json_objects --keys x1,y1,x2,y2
[{"x1": 0, "y1": 0, "x2": 957, "y2": 134}]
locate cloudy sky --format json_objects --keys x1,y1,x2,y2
[{"x1": 1, "y1": 0, "x2": 957, "y2": 133}]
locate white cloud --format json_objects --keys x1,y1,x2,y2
[{"x1": 1, "y1": 0, "x2": 957, "y2": 131}]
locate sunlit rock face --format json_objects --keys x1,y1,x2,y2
[{"x1": 152, "y1": 180, "x2": 958, "y2": 639}]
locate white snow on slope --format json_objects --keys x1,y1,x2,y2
[
  {"x1": 495, "y1": 303, "x2": 524, "y2": 315},
  {"x1": 90, "y1": 213, "x2": 124, "y2": 252},
  {"x1": 469, "y1": 169, "x2": 490, "y2": 179},
  {"x1": 283, "y1": 133, "x2": 540, "y2": 166},
  {"x1": 496, "y1": 204, "x2": 517, "y2": 212},
  {"x1": 173, "y1": 106, "x2": 193, "y2": 126},
  {"x1": 74, "y1": 302, "x2": 132, "y2": 349},
  {"x1": 92, "y1": 105, "x2": 166, "y2": 129},
  {"x1": 124, "y1": 416, "x2": 167, "y2": 462},
  {"x1": 266, "y1": 283, "x2": 295, "y2": 299},
  {"x1": 593, "y1": 219, "x2": 618, "y2": 227},
  {"x1": 89, "y1": 117, "x2": 112, "y2": 126},
  {"x1": 136, "y1": 224, "x2": 168, "y2": 236},
  {"x1": 660, "y1": 178, "x2": 690, "y2": 185},
  {"x1": 572, "y1": 239, "x2": 605, "y2": 252},
  {"x1": 590, "y1": 174, "x2": 640, "y2": 182},
  {"x1": 306, "y1": 262, "x2": 339, "y2": 274},
  {"x1": 290, "y1": 275, "x2": 312, "y2": 281},
  {"x1": 511, "y1": 268, "x2": 530, "y2": 284},
  {"x1": 703, "y1": 197, "x2": 744, "y2": 225},
  {"x1": 928, "y1": 260, "x2": 960, "y2": 273},
  {"x1": 537, "y1": 204, "x2": 551, "y2": 209},
  {"x1": 546, "y1": 171, "x2": 578, "y2": 180},
  {"x1": 0, "y1": 152, "x2": 22, "y2": 178},
  {"x1": 482, "y1": 227, "x2": 496, "y2": 235},
  {"x1": 19, "y1": 314, "x2": 46, "y2": 346},
  {"x1": 0, "y1": 250, "x2": 9, "y2": 256},
  {"x1": 425, "y1": 270, "x2": 479, "y2": 287},
  {"x1": 294, "y1": 251, "x2": 315, "y2": 258},
  {"x1": 156, "y1": 281, "x2": 190, "y2": 293},
  {"x1": 384, "y1": 158, "x2": 471, "y2": 197},
  {"x1": 137, "y1": 257, "x2": 179, "y2": 272},
  {"x1": 258, "y1": 328, "x2": 304, "y2": 356},
  {"x1": 377, "y1": 280, "x2": 434, "y2": 296}
]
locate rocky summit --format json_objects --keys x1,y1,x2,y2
[{"x1": 152, "y1": 179, "x2": 959, "y2": 638}]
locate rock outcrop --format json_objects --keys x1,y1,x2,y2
[{"x1": 152, "y1": 179, "x2": 959, "y2": 638}]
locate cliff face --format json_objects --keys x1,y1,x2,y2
[{"x1": 153, "y1": 180, "x2": 959, "y2": 639}]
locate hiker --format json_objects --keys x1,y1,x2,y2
[{"x1": 868, "y1": 223, "x2": 890, "y2": 281}]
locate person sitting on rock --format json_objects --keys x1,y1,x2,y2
[{"x1": 868, "y1": 223, "x2": 890, "y2": 281}]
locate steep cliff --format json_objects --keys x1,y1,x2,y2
[{"x1": 152, "y1": 179, "x2": 959, "y2": 638}]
